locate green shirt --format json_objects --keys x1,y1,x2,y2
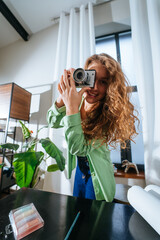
[{"x1": 47, "y1": 102, "x2": 115, "y2": 202}]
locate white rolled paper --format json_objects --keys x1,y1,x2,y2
[
  {"x1": 127, "y1": 185, "x2": 160, "y2": 235},
  {"x1": 145, "y1": 184, "x2": 160, "y2": 195}
]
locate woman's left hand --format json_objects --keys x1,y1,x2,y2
[{"x1": 58, "y1": 68, "x2": 90, "y2": 116}]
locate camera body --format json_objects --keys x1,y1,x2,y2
[{"x1": 73, "y1": 68, "x2": 96, "y2": 88}]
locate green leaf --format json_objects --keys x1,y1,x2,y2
[
  {"x1": 27, "y1": 138, "x2": 37, "y2": 152},
  {"x1": 13, "y1": 151, "x2": 44, "y2": 188},
  {"x1": 22, "y1": 138, "x2": 37, "y2": 152},
  {"x1": 31, "y1": 167, "x2": 40, "y2": 188},
  {"x1": 0, "y1": 163, "x2": 4, "y2": 168},
  {"x1": 19, "y1": 120, "x2": 31, "y2": 139},
  {"x1": 40, "y1": 138, "x2": 65, "y2": 171},
  {"x1": 38, "y1": 125, "x2": 48, "y2": 133},
  {"x1": 47, "y1": 164, "x2": 60, "y2": 172},
  {"x1": 0, "y1": 143, "x2": 19, "y2": 151}
]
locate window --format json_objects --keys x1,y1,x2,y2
[{"x1": 96, "y1": 31, "x2": 144, "y2": 169}]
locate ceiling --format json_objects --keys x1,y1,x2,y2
[{"x1": 0, "y1": 0, "x2": 111, "y2": 49}]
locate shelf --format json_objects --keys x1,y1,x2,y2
[
  {"x1": 0, "y1": 83, "x2": 31, "y2": 192},
  {"x1": 0, "y1": 149, "x2": 14, "y2": 154},
  {"x1": 0, "y1": 83, "x2": 31, "y2": 121},
  {"x1": 114, "y1": 169, "x2": 145, "y2": 179},
  {"x1": 0, "y1": 167, "x2": 15, "y2": 190},
  {"x1": 0, "y1": 130, "x2": 15, "y2": 134}
]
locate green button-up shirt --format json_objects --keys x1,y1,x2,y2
[{"x1": 47, "y1": 102, "x2": 115, "y2": 202}]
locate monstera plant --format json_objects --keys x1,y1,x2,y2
[{"x1": 0, "y1": 121, "x2": 65, "y2": 188}]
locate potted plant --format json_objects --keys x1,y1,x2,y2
[{"x1": 0, "y1": 121, "x2": 65, "y2": 188}]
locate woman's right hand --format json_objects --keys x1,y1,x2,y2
[
  {"x1": 56, "y1": 69, "x2": 73, "y2": 108},
  {"x1": 56, "y1": 72, "x2": 72, "y2": 108},
  {"x1": 58, "y1": 69, "x2": 90, "y2": 116},
  {"x1": 55, "y1": 95, "x2": 64, "y2": 108}
]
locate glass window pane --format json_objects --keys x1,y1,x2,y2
[
  {"x1": 96, "y1": 35, "x2": 117, "y2": 60},
  {"x1": 110, "y1": 145, "x2": 121, "y2": 164},
  {"x1": 130, "y1": 91, "x2": 144, "y2": 165},
  {"x1": 119, "y1": 32, "x2": 137, "y2": 86}
]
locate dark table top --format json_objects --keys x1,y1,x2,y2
[{"x1": 0, "y1": 188, "x2": 159, "y2": 240}]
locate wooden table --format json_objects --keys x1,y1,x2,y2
[{"x1": 0, "y1": 188, "x2": 159, "y2": 240}]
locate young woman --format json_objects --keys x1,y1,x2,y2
[{"x1": 47, "y1": 53, "x2": 139, "y2": 202}]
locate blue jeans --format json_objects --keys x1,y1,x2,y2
[{"x1": 73, "y1": 157, "x2": 96, "y2": 200}]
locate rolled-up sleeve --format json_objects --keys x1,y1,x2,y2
[{"x1": 47, "y1": 102, "x2": 66, "y2": 128}]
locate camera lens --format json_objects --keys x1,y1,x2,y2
[
  {"x1": 77, "y1": 72, "x2": 83, "y2": 80},
  {"x1": 73, "y1": 68, "x2": 86, "y2": 84}
]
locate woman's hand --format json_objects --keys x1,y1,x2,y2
[
  {"x1": 58, "y1": 68, "x2": 90, "y2": 116},
  {"x1": 55, "y1": 95, "x2": 64, "y2": 108}
]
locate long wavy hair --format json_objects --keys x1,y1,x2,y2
[{"x1": 82, "y1": 53, "x2": 139, "y2": 148}]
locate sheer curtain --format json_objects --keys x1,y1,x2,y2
[
  {"x1": 44, "y1": 2, "x2": 95, "y2": 195},
  {"x1": 129, "y1": 0, "x2": 160, "y2": 185}
]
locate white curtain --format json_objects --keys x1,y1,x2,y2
[
  {"x1": 54, "y1": 2, "x2": 95, "y2": 83},
  {"x1": 44, "y1": 2, "x2": 95, "y2": 195},
  {"x1": 129, "y1": 0, "x2": 160, "y2": 185}
]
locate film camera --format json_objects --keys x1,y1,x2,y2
[{"x1": 73, "y1": 68, "x2": 96, "y2": 88}]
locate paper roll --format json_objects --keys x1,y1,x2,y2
[
  {"x1": 127, "y1": 185, "x2": 160, "y2": 235},
  {"x1": 145, "y1": 184, "x2": 160, "y2": 195}
]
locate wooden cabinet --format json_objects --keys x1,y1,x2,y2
[
  {"x1": 0, "y1": 83, "x2": 31, "y2": 121},
  {"x1": 0, "y1": 83, "x2": 31, "y2": 192}
]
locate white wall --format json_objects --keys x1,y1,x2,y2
[
  {"x1": 0, "y1": 24, "x2": 58, "y2": 87},
  {"x1": 0, "y1": 23, "x2": 60, "y2": 190},
  {"x1": 0, "y1": 0, "x2": 144, "y2": 194}
]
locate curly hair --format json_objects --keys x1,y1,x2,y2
[{"x1": 82, "y1": 53, "x2": 139, "y2": 148}]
